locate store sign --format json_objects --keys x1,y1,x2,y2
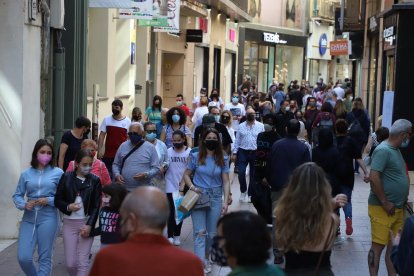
[
  {"x1": 319, "y1": 34, "x2": 328, "y2": 55},
  {"x1": 383, "y1": 26, "x2": 396, "y2": 47},
  {"x1": 263, "y1": 32, "x2": 287, "y2": 44},
  {"x1": 229, "y1": 29, "x2": 236, "y2": 42},
  {"x1": 154, "y1": 0, "x2": 180, "y2": 33},
  {"x1": 330, "y1": 40, "x2": 351, "y2": 56}
]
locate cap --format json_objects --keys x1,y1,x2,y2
[
  {"x1": 202, "y1": 114, "x2": 216, "y2": 124},
  {"x1": 200, "y1": 87, "x2": 207, "y2": 92}
]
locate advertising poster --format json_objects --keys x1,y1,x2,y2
[{"x1": 154, "y1": 0, "x2": 180, "y2": 33}]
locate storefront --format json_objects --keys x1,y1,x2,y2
[
  {"x1": 306, "y1": 22, "x2": 334, "y2": 85},
  {"x1": 366, "y1": 15, "x2": 380, "y2": 126},
  {"x1": 237, "y1": 25, "x2": 307, "y2": 92},
  {"x1": 380, "y1": 4, "x2": 414, "y2": 170}
]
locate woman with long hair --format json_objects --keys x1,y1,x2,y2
[
  {"x1": 144, "y1": 95, "x2": 163, "y2": 124},
  {"x1": 13, "y1": 139, "x2": 64, "y2": 276},
  {"x1": 160, "y1": 107, "x2": 192, "y2": 148},
  {"x1": 219, "y1": 110, "x2": 235, "y2": 154},
  {"x1": 275, "y1": 162, "x2": 346, "y2": 275},
  {"x1": 333, "y1": 99, "x2": 347, "y2": 120},
  {"x1": 55, "y1": 149, "x2": 102, "y2": 276},
  {"x1": 165, "y1": 130, "x2": 191, "y2": 245},
  {"x1": 184, "y1": 128, "x2": 230, "y2": 274},
  {"x1": 208, "y1": 88, "x2": 224, "y2": 111}
]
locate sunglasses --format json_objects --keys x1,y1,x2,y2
[
  {"x1": 146, "y1": 130, "x2": 157, "y2": 134},
  {"x1": 222, "y1": 116, "x2": 230, "y2": 119}
]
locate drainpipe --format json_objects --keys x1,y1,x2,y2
[{"x1": 53, "y1": 31, "x2": 65, "y2": 153}]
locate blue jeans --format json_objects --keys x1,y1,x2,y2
[
  {"x1": 17, "y1": 206, "x2": 60, "y2": 276},
  {"x1": 237, "y1": 149, "x2": 256, "y2": 195},
  {"x1": 340, "y1": 185, "x2": 353, "y2": 219},
  {"x1": 191, "y1": 186, "x2": 223, "y2": 264}
]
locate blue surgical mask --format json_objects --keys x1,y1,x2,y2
[
  {"x1": 172, "y1": 114, "x2": 180, "y2": 123},
  {"x1": 146, "y1": 132, "x2": 157, "y2": 141},
  {"x1": 401, "y1": 138, "x2": 410, "y2": 148},
  {"x1": 232, "y1": 97, "x2": 239, "y2": 104},
  {"x1": 128, "y1": 132, "x2": 142, "y2": 144},
  {"x1": 214, "y1": 115, "x2": 220, "y2": 123}
]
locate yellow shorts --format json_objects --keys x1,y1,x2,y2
[{"x1": 368, "y1": 205, "x2": 404, "y2": 245}]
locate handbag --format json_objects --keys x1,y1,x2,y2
[
  {"x1": 178, "y1": 189, "x2": 200, "y2": 213},
  {"x1": 193, "y1": 191, "x2": 210, "y2": 210}
]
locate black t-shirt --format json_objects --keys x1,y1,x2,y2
[
  {"x1": 193, "y1": 123, "x2": 233, "y2": 148},
  {"x1": 312, "y1": 146, "x2": 341, "y2": 196},
  {"x1": 275, "y1": 111, "x2": 294, "y2": 137},
  {"x1": 336, "y1": 135, "x2": 362, "y2": 188},
  {"x1": 60, "y1": 130, "x2": 83, "y2": 171},
  {"x1": 91, "y1": 206, "x2": 122, "y2": 244},
  {"x1": 254, "y1": 131, "x2": 281, "y2": 180}
]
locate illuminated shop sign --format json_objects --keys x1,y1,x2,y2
[
  {"x1": 263, "y1": 32, "x2": 287, "y2": 44},
  {"x1": 319, "y1": 33, "x2": 328, "y2": 55},
  {"x1": 383, "y1": 26, "x2": 396, "y2": 47}
]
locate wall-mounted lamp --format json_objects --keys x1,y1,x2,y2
[
  {"x1": 226, "y1": 15, "x2": 230, "y2": 22},
  {"x1": 234, "y1": 20, "x2": 238, "y2": 25},
  {"x1": 218, "y1": 11, "x2": 222, "y2": 16},
  {"x1": 206, "y1": 5, "x2": 211, "y2": 11}
]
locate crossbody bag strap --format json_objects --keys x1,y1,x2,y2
[
  {"x1": 120, "y1": 141, "x2": 144, "y2": 175},
  {"x1": 314, "y1": 216, "x2": 335, "y2": 275}
]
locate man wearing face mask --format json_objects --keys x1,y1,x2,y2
[
  {"x1": 367, "y1": 119, "x2": 412, "y2": 276},
  {"x1": 232, "y1": 107, "x2": 265, "y2": 202},
  {"x1": 176, "y1": 94, "x2": 190, "y2": 117},
  {"x1": 58, "y1": 116, "x2": 91, "y2": 171},
  {"x1": 275, "y1": 100, "x2": 294, "y2": 138},
  {"x1": 193, "y1": 112, "x2": 232, "y2": 152},
  {"x1": 98, "y1": 100, "x2": 131, "y2": 179},
  {"x1": 112, "y1": 123, "x2": 160, "y2": 191},
  {"x1": 89, "y1": 187, "x2": 204, "y2": 276},
  {"x1": 224, "y1": 93, "x2": 246, "y2": 135}
]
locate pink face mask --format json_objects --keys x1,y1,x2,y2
[{"x1": 37, "y1": 153, "x2": 52, "y2": 166}]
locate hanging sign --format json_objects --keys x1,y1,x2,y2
[{"x1": 154, "y1": 0, "x2": 180, "y2": 33}]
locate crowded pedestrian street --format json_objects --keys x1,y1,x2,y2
[{"x1": 1, "y1": 169, "x2": 409, "y2": 276}]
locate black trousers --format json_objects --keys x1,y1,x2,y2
[{"x1": 166, "y1": 193, "x2": 183, "y2": 238}]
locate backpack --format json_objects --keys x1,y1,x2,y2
[
  {"x1": 312, "y1": 114, "x2": 335, "y2": 147},
  {"x1": 348, "y1": 118, "x2": 363, "y2": 137}
]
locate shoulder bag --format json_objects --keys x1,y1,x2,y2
[{"x1": 120, "y1": 141, "x2": 144, "y2": 175}]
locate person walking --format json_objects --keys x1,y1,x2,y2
[
  {"x1": 66, "y1": 139, "x2": 112, "y2": 186},
  {"x1": 54, "y1": 149, "x2": 102, "y2": 276},
  {"x1": 144, "y1": 121, "x2": 168, "y2": 189},
  {"x1": 144, "y1": 95, "x2": 163, "y2": 124},
  {"x1": 335, "y1": 119, "x2": 370, "y2": 235},
  {"x1": 275, "y1": 162, "x2": 347, "y2": 274},
  {"x1": 224, "y1": 92, "x2": 246, "y2": 136},
  {"x1": 275, "y1": 100, "x2": 294, "y2": 137},
  {"x1": 98, "y1": 99, "x2": 131, "y2": 179},
  {"x1": 112, "y1": 123, "x2": 160, "y2": 191},
  {"x1": 160, "y1": 107, "x2": 192, "y2": 148},
  {"x1": 183, "y1": 128, "x2": 230, "y2": 274},
  {"x1": 232, "y1": 107, "x2": 264, "y2": 202},
  {"x1": 368, "y1": 119, "x2": 412, "y2": 276},
  {"x1": 165, "y1": 130, "x2": 191, "y2": 245},
  {"x1": 58, "y1": 116, "x2": 91, "y2": 171},
  {"x1": 13, "y1": 139, "x2": 64, "y2": 276},
  {"x1": 90, "y1": 187, "x2": 204, "y2": 276}
]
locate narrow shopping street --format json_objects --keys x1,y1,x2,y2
[{"x1": 1, "y1": 167, "x2": 404, "y2": 276}]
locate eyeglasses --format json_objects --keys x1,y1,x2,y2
[{"x1": 146, "y1": 130, "x2": 157, "y2": 134}]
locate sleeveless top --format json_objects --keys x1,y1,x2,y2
[{"x1": 284, "y1": 216, "x2": 335, "y2": 274}]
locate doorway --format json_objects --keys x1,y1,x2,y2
[{"x1": 162, "y1": 53, "x2": 184, "y2": 108}]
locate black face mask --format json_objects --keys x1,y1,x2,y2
[
  {"x1": 128, "y1": 132, "x2": 142, "y2": 144},
  {"x1": 112, "y1": 109, "x2": 120, "y2": 116},
  {"x1": 246, "y1": 113, "x2": 255, "y2": 122},
  {"x1": 221, "y1": 117, "x2": 230, "y2": 124},
  {"x1": 205, "y1": 140, "x2": 219, "y2": 151},
  {"x1": 173, "y1": 142, "x2": 184, "y2": 149},
  {"x1": 132, "y1": 115, "x2": 141, "y2": 121},
  {"x1": 210, "y1": 236, "x2": 228, "y2": 266},
  {"x1": 84, "y1": 128, "x2": 91, "y2": 136}
]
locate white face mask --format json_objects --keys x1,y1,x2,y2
[{"x1": 79, "y1": 165, "x2": 91, "y2": 175}]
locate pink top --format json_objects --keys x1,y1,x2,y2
[{"x1": 66, "y1": 159, "x2": 112, "y2": 186}]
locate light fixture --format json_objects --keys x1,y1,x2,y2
[
  {"x1": 234, "y1": 19, "x2": 238, "y2": 25},
  {"x1": 218, "y1": 11, "x2": 222, "y2": 16},
  {"x1": 226, "y1": 15, "x2": 230, "y2": 21},
  {"x1": 206, "y1": 5, "x2": 211, "y2": 11}
]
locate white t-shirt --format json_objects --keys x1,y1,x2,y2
[
  {"x1": 224, "y1": 103, "x2": 246, "y2": 131},
  {"x1": 192, "y1": 106, "x2": 209, "y2": 125},
  {"x1": 333, "y1": 86, "x2": 345, "y2": 100},
  {"x1": 165, "y1": 147, "x2": 191, "y2": 193}
]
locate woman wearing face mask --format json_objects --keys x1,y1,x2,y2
[
  {"x1": 193, "y1": 87, "x2": 208, "y2": 110},
  {"x1": 208, "y1": 88, "x2": 224, "y2": 111},
  {"x1": 220, "y1": 110, "x2": 235, "y2": 154},
  {"x1": 184, "y1": 129, "x2": 230, "y2": 274},
  {"x1": 144, "y1": 95, "x2": 163, "y2": 124},
  {"x1": 160, "y1": 107, "x2": 192, "y2": 148},
  {"x1": 211, "y1": 211, "x2": 284, "y2": 275},
  {"x1": 66, "y1": 139, "x2": 111, "y2": 186},
  {"x1": 165, "y1": 130, "x2": 191, "y2": 245},
  {"x1": 131, "y1": 107, "x2": 143, "y2": 123},
  {"x1": 13, "y1": 139, "x2": 64, "y2": 276},
  {"x1": 55, "y1": 149, "x2": 102, "y2": 276}
]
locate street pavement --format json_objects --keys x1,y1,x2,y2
[{"x1": 0, "y1": 167, "x2": 411, "y2": 276}]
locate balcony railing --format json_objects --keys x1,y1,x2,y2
[{"x1": 312, "y1": 0, "x2": 340, "y2": 20}]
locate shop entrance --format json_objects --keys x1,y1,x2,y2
[{"x1": 162, "y1": 53, "x2": 184, "y2": 107}]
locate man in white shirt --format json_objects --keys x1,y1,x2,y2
[
  {"x1": 231, "y1": 107, "x2": 264, "y2": 202},
  {"x1": 224, "y1": 92, "x2": 246, "y2": 133},
  {"x1": 333, "y1": 82, "x2": 345, "y2": 100}
]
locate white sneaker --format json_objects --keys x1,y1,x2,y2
[
  {"x1": 239, "y1": 192, "x2": 247, "y2": 202},
  {"x1": 204, "y1": 262, "x2": 212, "y2": 274},
  {"x1": 247, "y1": 196, "x2": 252, "y2": 203},
  {"x1": 168, "y1": 237, "x2": 174, "y2": 244},
  {"x1": 173, "y1": 236, "x2": 181, "y2": 246}
]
